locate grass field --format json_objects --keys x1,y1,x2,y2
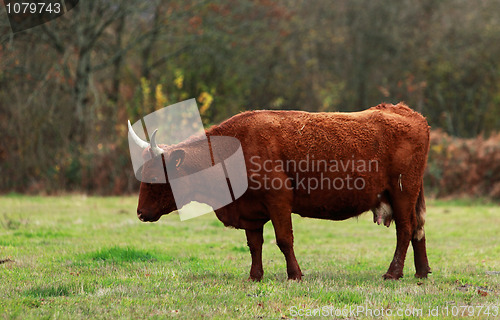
[{"x1": 0, "y1": 195, "x2": 499, "y2": 319}]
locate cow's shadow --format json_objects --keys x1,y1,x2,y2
[{"x1": 181, "y1": 268, "x2": 396, "y2": 284}]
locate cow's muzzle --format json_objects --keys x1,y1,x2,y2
[
  {"x1": 137, "y1": 209, "x2": 145, "y2": 221},
  {"x1": 137, "y1": 209, "x2": 160, "y2": 222}
]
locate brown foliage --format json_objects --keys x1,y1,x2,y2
[{"x1": 426, "y1": 130, "x2": 500, "y2": 199}]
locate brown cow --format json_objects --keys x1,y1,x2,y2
[{"x1": 130, "y1": 102, "x2": 431, "y2": 281}]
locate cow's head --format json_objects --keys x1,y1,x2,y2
[{"x1": 128, "y1": 121, "x2": 185, "y2": 222}]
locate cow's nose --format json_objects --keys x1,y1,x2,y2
[{"x1": 137, "y1": 209, "x2": 145, "y2": 221}]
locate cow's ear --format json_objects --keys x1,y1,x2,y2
[{"x1": 167, "y1": 149, "x2": 185, "y2": 169}]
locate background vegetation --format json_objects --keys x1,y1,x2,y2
[
  {"x1": 0, "y1": 0, "x2": 500, "y2": 196},
  {"x1": 0, "y1": 196, "x2": 498, "y2": 319}
]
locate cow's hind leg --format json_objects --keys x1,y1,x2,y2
[
  {"x1": 270, "y1": 209, "x2": 302, "y2": 281},
  {"x1": 412, "y1": 236, "x2": 431, "y2": 278},
  {"x1": 246, "y1": 227, "x2": 264, "y2": 281},
  {"x1": 383, "y1": 197, "x2": 415, "y2": 280},
  {"x1": 412, "y1": 184, "x2": 431, "y2": 278}
]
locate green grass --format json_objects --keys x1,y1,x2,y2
[{"x1": 0, "y1": 195, "x2": 499, "y2": 319}]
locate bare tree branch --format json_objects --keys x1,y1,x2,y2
[{"x1": 40, "y1": 24, "x2": 65, "y2": 53}]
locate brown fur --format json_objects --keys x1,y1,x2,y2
[{"x1": 136, "y1": 102, "x2": 431, "y2": 281}]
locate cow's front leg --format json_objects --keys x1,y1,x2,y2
[
  {"x1": 270, "y1": 211, "x2": 302, "y2": 281},
  {"x1": 246, "y1": 227, "x2": 264, "y2": 281}
]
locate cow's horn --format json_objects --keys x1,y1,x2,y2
[
  {"x1": 150, "y1": 129, "x2": 164, "y2": 157},
  {"x1": 128, "y1": 120, "x2": 150, "y2": 149}
]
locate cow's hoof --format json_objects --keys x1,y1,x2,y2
[
  {"x1": 247, "y1": 277, "x2": 262, "y2": 282},
  {"x1": 414, "y1": 268, "x2": 431, "y2": 279},
  {"x1": 287, "y1": 273, "x2": 302, "y2": 281},
  {"x1": 248, "y1": 273, "x2": 263, "y2": 282},
  {"x1": 383, "y1": 272, "x2": 403, "y2": 280}
]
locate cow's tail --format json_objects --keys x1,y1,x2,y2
[{"x1": 414, "y1": 180, "x2": 426, "y2": 241}]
